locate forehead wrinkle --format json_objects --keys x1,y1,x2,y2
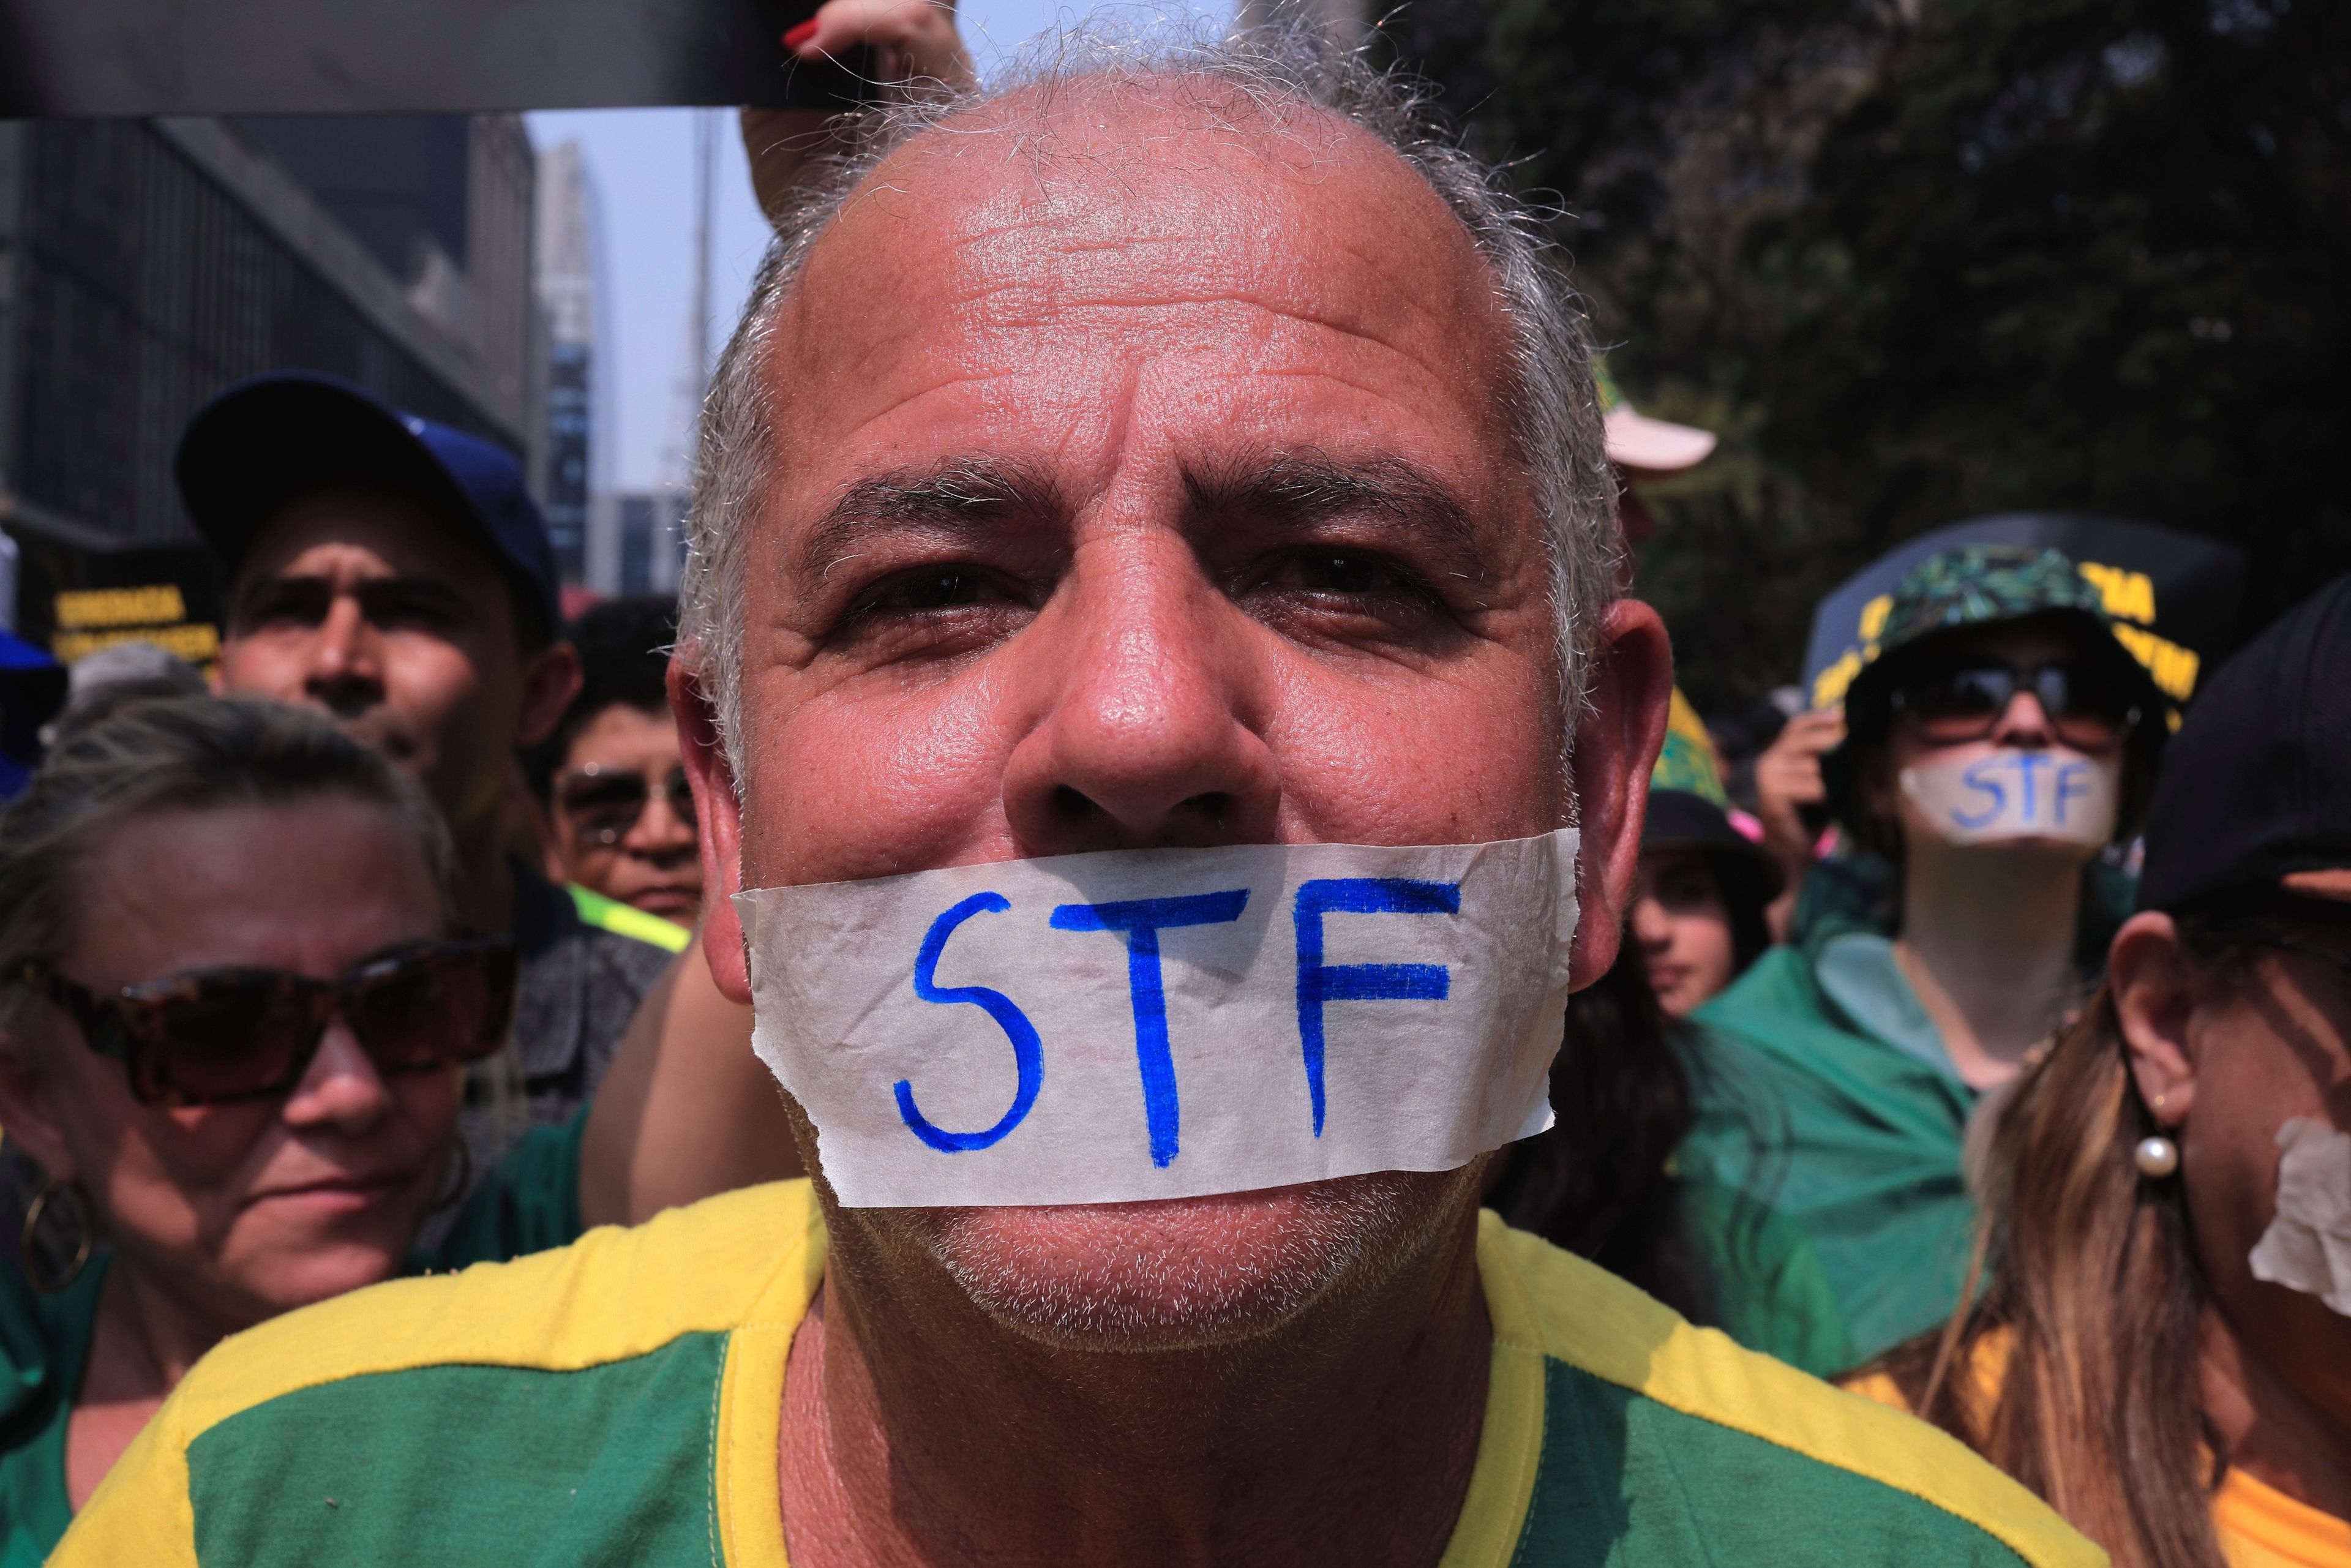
[{"x1": 788, "y1": 80, "x2": 1505, "y2": 372}]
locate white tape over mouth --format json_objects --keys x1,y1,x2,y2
[
  {"x1": 2249, "y1": 1117, "x2": 2351, "y2": 1316},
  {"x1": 737, "y1": 830, "x2": 1578, "y2": 1208},
  {"x1": 1899, "y1": 750, "x2": 2117, "y2": 847}
]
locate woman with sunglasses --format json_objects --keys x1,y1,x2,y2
[
  {"x1": 0, "y1": 696, "x2": 763, "y2": 1560},
  {"x1": 1679, "y1": 544, "x2": 2165, "y2": 1365},
  {"x1": 1850, "y1": 577, "x2": 2351, "y2": 1568},
  {"x1": 530, "y1": 596, "x2": 703, "y2": 938}
]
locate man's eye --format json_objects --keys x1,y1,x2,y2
[
  {"x1": 370, "y1": 597, "x2": 453, "y2": 629},
  {"x1": 850, "y1": 567, "x2": 1022, "y2": 624},
  {"x1": 899, "y1": 570, "x2": 987, "y2": 610},
  {"x1": 1294, "y1": 552, "x2": 1385, "y2": 595}
]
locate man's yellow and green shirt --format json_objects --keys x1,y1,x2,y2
[{"x1": 54, "y1": 1184, "x2": 2104, "y2": 1566}]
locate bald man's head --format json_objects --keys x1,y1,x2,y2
[{"x1": 680, "y1": 34, "x2": 1618, "y2": 771}]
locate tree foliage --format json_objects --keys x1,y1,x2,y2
[{"x1": 1381, "y1": 0, "x2": 2350, "y2": 713}]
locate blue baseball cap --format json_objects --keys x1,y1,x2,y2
[{"x1": 175, "y1": 372, "x2": 560, "y2": 643}]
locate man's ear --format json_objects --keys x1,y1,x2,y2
[
  {"x1": 671, "y1": 653, "x2": 752, "y2": 1006},
  {"x1": 2109, "y1": 910, "x2": 2199, "y2": 1124},
  {"x1": 0, "y1": 1035, "x2": 75, "y2": 1186},
  {"x1": 515, "y1": 640, "x2": 584, "y2": 749},
  {"x1": 1567, "y1": 599, "x2": 1674, "y2": 990}
]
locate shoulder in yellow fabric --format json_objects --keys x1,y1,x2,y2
[{"x1": 54, "y1": 1189, "x2": 2102, "y2": 1567}]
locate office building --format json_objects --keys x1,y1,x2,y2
[{"x1": 0, "y1": 114, "x2": 538, "y2": 658}]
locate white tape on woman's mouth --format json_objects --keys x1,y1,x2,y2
[
  {"x1": 1900, "y1": 750, "x2": 2117, "y2": 848},
  {"x1": 737, "y1": 830, "x2": 1578, "y2": 1208}
]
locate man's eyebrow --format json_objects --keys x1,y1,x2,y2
[
  {"x1": 795, "y1": 459, "x2": 1065, "y2": 583},
  {"x1": 1178, "y1": 450, "x2": 1480, "y2": 554}
]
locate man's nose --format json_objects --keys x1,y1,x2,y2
[
  {"x1": 1990, "y1": 690, "x2": 2057, "y2": 748},
  {"x1": 302, "y1": 596, "x2": 385, "y2": 711},
  {"x1": 624, "y1": 787, "x2": 698, "y2": 857},
  {"x1": 1000, "y1": 537, "x2": 1280, "y2": 854}
]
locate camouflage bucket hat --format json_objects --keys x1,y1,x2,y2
[
  {"x1": 1823, "y1": 542, "x2": 2167, "y2": 847},
  {"x1": 1870, "y1": 544, "x2": 2113, "y2": 664}
]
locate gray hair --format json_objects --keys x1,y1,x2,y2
[
  {"x1": 678, "y1": 23, "x2": 1619, "y2": 782},
  {"x1": 0, "y1": 696, "x2": 459, "y2": 1043}
]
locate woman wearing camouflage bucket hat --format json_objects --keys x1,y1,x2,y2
[{"x1": 1678, "y1": 544, "x2": 2165, "y2": 1365}]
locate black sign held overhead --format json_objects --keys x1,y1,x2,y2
[
  {"x1": 0, "y1": 0, "x2": 867, "y2": 116},
  {"x1": 1802, "y1": 514, "x2": 2247, "y2": 715}
]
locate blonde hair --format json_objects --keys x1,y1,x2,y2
[
  {"x1": 0, "y1": 696, "x2": 459, "y2": 1045},
  {"x1": 1861, "y1": 930, "x2": 2268, "y2": 1568}
]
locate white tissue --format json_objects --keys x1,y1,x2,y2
[
  {"x1": 2249, "y1": 1117, "x2": 2351, "y2": 1316},
  {"x1": 737, "y1": 830, "x2": 1579, "y2": 1208},
  {"x1": 1899, "y1": 750, "x2": 2117, "y2": 847}
]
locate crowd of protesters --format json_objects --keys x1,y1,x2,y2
[{"x1": 0, "y1": 8, "x2": 2338, "y2": 1568}]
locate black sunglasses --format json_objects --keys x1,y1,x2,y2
[
  {"x1": 555, "y1": 764, "x2": 696, "y2": 848},
  {"x1": 1889, "y1": 660, "x2": 2142, "y2": 751},
  {"x1": 17, "y1": 938, "x2": 517, "y2": 1108}
]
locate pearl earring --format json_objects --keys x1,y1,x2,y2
[{"x1": 2135, "y1": 1136, "x2": 2180, "y2": 1179}]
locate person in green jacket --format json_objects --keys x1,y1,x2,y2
[
  {"x1": 0, "y1": 695, "x2": 785, "y2": 1562},
  {"x1": 1682, "y1": 544, "x2": 2167, "y2": 1362},
  {"x1": 1492, "y1": 708, "x2": 1858, "y2": 1376}
]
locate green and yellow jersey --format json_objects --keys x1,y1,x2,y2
[{"x1": 55, "y1": 1186, "x2": 2101, "y2": 1566}]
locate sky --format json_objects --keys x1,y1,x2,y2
[{"x1": 525, "y1": 0, "x2": 1232, "y2": 495}]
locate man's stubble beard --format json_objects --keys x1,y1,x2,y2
[{"x1": 850, "y1": 1163, "x2": 1491, "y2": 1355}]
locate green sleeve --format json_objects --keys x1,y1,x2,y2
[{"x1": 426, "y1": 1108, "x2": 588, "y2": 1271}]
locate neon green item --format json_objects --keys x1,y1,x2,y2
[{"x1": 566, "y1": 885, "x2": 692, "y2": 954}]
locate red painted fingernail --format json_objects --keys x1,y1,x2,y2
[{"x1": 783, "y1": 19, "x2": 819, "y2": 50}]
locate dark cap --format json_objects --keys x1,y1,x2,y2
[
  {"x1": 2137, "y1": 575, "x2": 2351, "y2": 913},
  {"x1": 175, "y1": 372, "x2": 560, "y2": 643}
]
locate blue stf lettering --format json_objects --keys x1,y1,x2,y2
[
  {"x1": 1049, "y1": 890, "x2": 1249, "y2": 1169},
  {"x1": 2012, "y1": 751, "x2": 2050, "y2": 824},
  {"x1": 895, "y1": 891, "x2": 1043, "y2": 1153},
  {"x1": 2055, "y1": 759, "x2": 2093, "y2": 827},
  {"x1": 1954, "y1": 760, "x2": 2007, "y2": 831},
  {"x1": 1292, "y1": 878, "x2": 1460, "y2": 1136}
]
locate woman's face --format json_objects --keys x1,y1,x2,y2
[
  {"x1": 1870, "y1": 625, "x2": 2132, "y2": 868},
  {"x1": 2169, "y1": 926, "x2": 2351, "y2": 1433},
  {"x1": 0, "y1": 800, "x2": 459, "y2": 1326},
  {"x1": 550, "y1": 701, "x2": 702, "y2": 925},
  {"x1": 1631, "y1": 846, "x2": 1738, "y2": 1018}
]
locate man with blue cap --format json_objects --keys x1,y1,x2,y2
[{"x1": 174, "y1": 373, "x2": 672, "y2": 1163}]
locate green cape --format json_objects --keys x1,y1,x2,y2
[{"x1": 1679, "y1": 934, "x2": 1979, "y2": 1362}]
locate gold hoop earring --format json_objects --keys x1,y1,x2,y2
[
  {"x1": 432, "y1": 1136, "x2": 475, "y2": 1215},
  {"x1": 22, "y1": 1176, "x2": 94, "y2": 1294}
]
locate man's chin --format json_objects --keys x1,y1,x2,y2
[{"x1": 894, "y1": 1168, "x2": 1481, "y2": 1352}]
